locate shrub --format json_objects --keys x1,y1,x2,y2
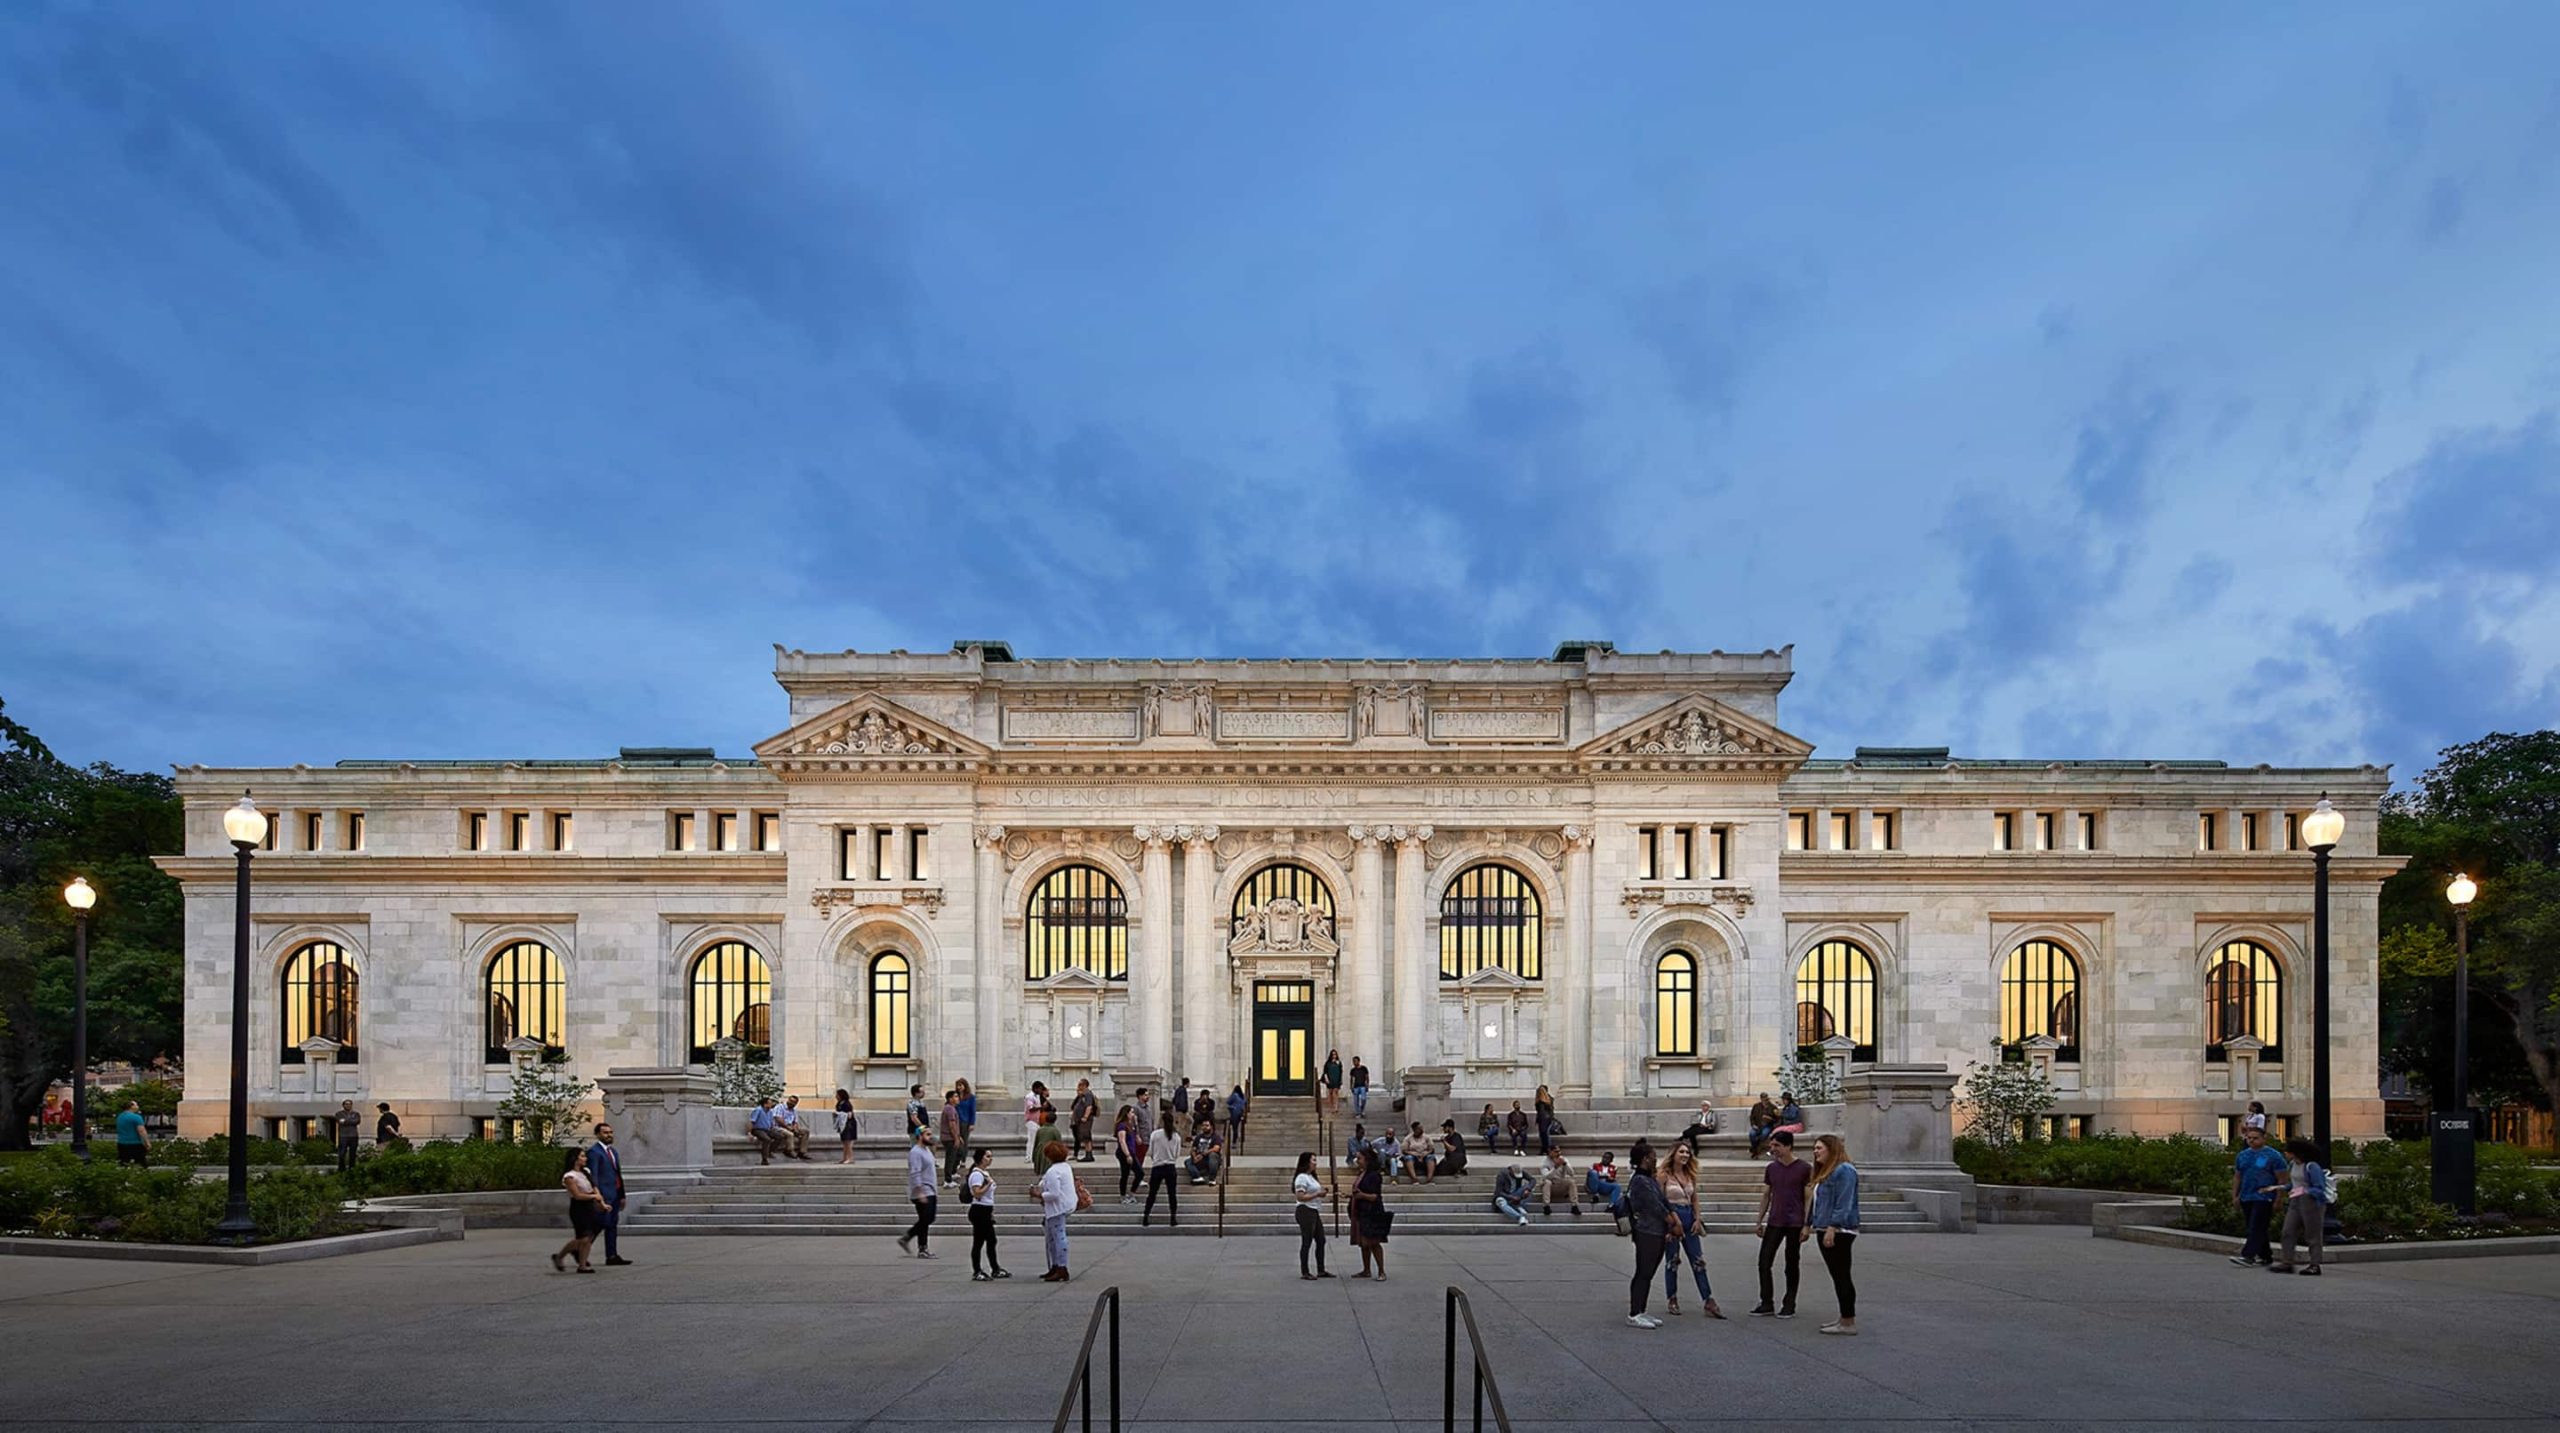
[
  {"x1": 147, "y1": 1137, "x2": 205, "y2": 1168},
  {"x1": 0, "y1": 1148, "x2": 355, "y2": 1245},
  {"x1": 1956, "y1": 1131, "x2": 2231, "y2": 1195},
  {"x1": 196, "y1": 1134, "x2": 303, "y2": 1167},
  {"x1": 2476, "y1": 1143, "x2": 2560, "y2": 1220},
  {"x1": 2335, "y1": 1139, "x2": 2456, "y2": 1240},
  {"x1": 1958, "y1": 1059, "x2": 2057, "y2": 1147},
  {"x1": 339, "y1": 1137, "x2": 567, "y2": 1198}
]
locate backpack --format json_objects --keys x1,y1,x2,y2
[{"x1": 2307, "y1": 1162, "x2": 2333, "y2": 1203}]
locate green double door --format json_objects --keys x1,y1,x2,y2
[{"x1": 1251, "y1": 981, "x2": 1315, "y2": 1095}]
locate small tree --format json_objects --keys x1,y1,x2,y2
[
  {"x1": 1959, "y1": 1057, "x2": 2057, "y2": 1147},
  {"x1": 497, "y1": 1062, "x2": 596, "y2": 1146},
  {"x1": 1775, "y1": 1053, "x2": 1840, "y2": 1106},
  {"x1": 709, "y1": 1048, "x2": 785, "y2": 1108}
]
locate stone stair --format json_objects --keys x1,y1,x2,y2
[{"x1": 628, "y1": 1157, "x2": 1939, "y2": 1237}]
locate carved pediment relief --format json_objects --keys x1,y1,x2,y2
[
  {"x1": 1228, "y1": 896, "x2": 1340, "y2": 957},
  {"x1": 1029, "y1": 965, "x2": 1116, "y2": 994},
  {"x1": 756, "y1": 693, "x2": 990, "y2": 772},
  {"x1": 1579, "y1": 694, "x2": 1812, "y2": 773},
  {"x1": 1450, "y1": 964, "x2": 1533, "y2": 991}
]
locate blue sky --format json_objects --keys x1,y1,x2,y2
[{"x1": 4, "y1": 3, "x2": 2556, "y2": 781}]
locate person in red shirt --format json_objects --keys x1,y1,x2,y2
[{"x1": 1752, "y1": 1131, "x2": 1814, "y2": 1317}]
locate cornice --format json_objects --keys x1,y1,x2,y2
[
  {"x1": 150, "y1": 854, "x2": 789, "y2": 887},
  {"x1": 1777, "y1": 853, "x2": 2407, "y2": 885}
]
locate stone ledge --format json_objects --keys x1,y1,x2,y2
[
  {"x1": 2098, "y1": 1221, "x2": 2560, "y2": 1262},
  {"x1": 1977, "y1": 1183, "x2": 2161, "y2": 1226},
  {"x1": 0, "y1": 1225, "x2": 454, "y2": 1265}
]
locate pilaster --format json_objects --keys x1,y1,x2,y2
[
  {"x1": 973, "y1": 825, "x2": 1010, "y2": 1097},
  {"x1": 1392, "y1": 827, "x2": 1431, "y2": 1082},
  {"x1": 1180, "y1": 827, "x2": 1219, "y2": 1086},
  {"x1": 1136, "y1": 830, "x2": 1175, "y2": 1075},
  {"x1": 1561, "y1": 825, "x2": 1594, "y2": 1096},
  {"x1": 1348, "y1": 828, "x2": 1386, "y2": 1079}
]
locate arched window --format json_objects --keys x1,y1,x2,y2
[
  {"x1": 687, "y1": 941, "x2": 771, "y2": 1063},
  {"x1": 280, "y1": 941, "x2": 359, "y2": 1063},
  {"x1": 2206, "y1": 940, "x2": 2283, "y2": 1062},
  {"x1": 1795, "y1": 939, "x2": 1877, "y2": 1061},
  {"x1": 1025, "y1": 864, "x2": 1128, "y2": 980},
  {"x1": 484, "y1": 940, "x2": 565, "y2": 1064},
  {"x1": 1231, "y1": 863, "x2": 1335, "y2": 940},
  {"x1": 1999, "y1": 940, "x2": 2082, "y2": 1062},
  {"x1": 1655, "y1": 950, "x2": 1698, "y2": 1057},
  {"x1": 870, "y1": 953, "x2": 911, "y2": 1058},
  {"x1": 1439, "y1": 862, "x2": 1543, "y2": 980}
]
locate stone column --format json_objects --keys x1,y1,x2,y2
[
  {"x1": 1135, "y1": 829, "x2": 1175, "y2": 1075},
  {"x1": 597, "y1": 1066, "x2": 716, "y2": 1187},
  {"x1": 1181, "y1": 828, "x2": 1220, "y2": 1087},
  {"x1": 1392, "y1": 827, "x2": 1433, "y2": 1080},
  {"x1": 973, "y1": 826, "x2": 1008, "y2": 1096},
  {"x1": 1348, "y1": 828, "x2": 1386, "y2": 1080},
  {"x1": 1561, "y1": 826, "x2": 1594, "y2": 1096}
]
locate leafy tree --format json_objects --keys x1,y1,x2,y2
[
  {"x1": 495, "y1": 1062, "x2": 595, "y2": 1145},
  {"x1": 0, "y1": 698, "x2": 185, "y2": 1150},
  {"x1": 2379, "y1": 730, "x2": 2560, "y2": 1118},
  {"x1": 1958, "y1": 1057, "x2": 2057, "y2": 1147}
]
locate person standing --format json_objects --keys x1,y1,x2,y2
[
  {"x1": 2229, "y1": 1124, "x2": 2288, "y2": 1267},
  {"x1": 905, "y1": 1084, "x2": 932, "y2": 1141},
  {"x1": 553, "y1": 1147, "x2": 606, "y2": 1274},
  {"x1": 965, "y1": 1148, "x2": 1009, "y2": 1282},
  {"x1": 1348, "y1": 1058, "x2": 1371, "y2": 1118},
  {"x1": 113, "y1": 1099, "x2": 150, "y2": 1165},
  {"x1": 333, "y1": 1099, "x2": 363, "y2": 1172},
  {"x1": 1293, "y1": 1152, "x2": 1334, "y2": 1278},
  {"x1": 374, "y1": 1103, "x2": 403, "y2": 1148},
  {"x1": 1113, "y1": 1105, "x2": 1144, "y2": 1202},
  {"x1": 1171, "y1": 1077, "x2": 1193, "y2": 1124},
  {"x1": 1624, "y1": 1149, "x2": 1672, "y2": 1329},
  {"x1": 1225, "y1": 1085, "x2": 1249, "y2": 1153},
  {"x1": 1070, "y1": 1079, "x2": 1100, "y2": 1162},
  {"x1": 2242, "y1": 1100, "x2": 2269, "y2": 1137},
  {"x1": 1141, "y1": 1115, "x2": 1182, "y2": 1227},
  {"x1": 898, "y1": 1127, "x2": 939, "y2": 1259},
  {"x1": 1809, "y1": 1134, "x2": 1861, "y2": 1335},
  {"x1": 833, "y1": 1088, "x2": 859, "y2": 1165},
  {"x1": 2268, "y1": 1137, "x2": 2330, "y2": 1276},
  {"x1": 1659, "y1": 1143, "x2": 1720, "y2": 1317},
  {"x1": 1534, "y1": 1084, "x2": 1557, "y2": 1155},
  {"x1": 1750, "y1": 1131, "x2": 1812, "y2": 1317},
  {"x1": 1035, "y1": 1140, "x2": 1082, "y2": 1281},
  {"x1": 1322, "y1": 1050, "x2": 1344, "y2": 1113},
  {"x1": 955, "y1": 1077, "x2": 978, "y2": 1149},
  {"x1": 586, "y1": 1121, "x2": 633, "y2": 1266},
  {"x1": 940, "y1": 1089, "x2": 969, "y2": 1186},
  {"x1": 1023, "y1": 1081, "x2": 1052, "y2": 1164},
  {"x1": 1349, "y1": 1148, "x2": 1390, "y2": 1280}
]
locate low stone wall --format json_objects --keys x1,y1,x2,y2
[
  {"x1": 1975, "y1": 1184, "x2": 2163, "y2": 1226},
  {"x1": 0, "y1": 1226, "x2": 453, "y2": 1265},
  {"x1": 2098, "y1": 1219, "x2": 2560, "y2": 1263},
  {"x1": 358, "y1": 1189, "x2": 662, "y2": 1229}
]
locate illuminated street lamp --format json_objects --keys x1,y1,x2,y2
[
  {"x1": 2440, "y1": 873, "x2": 2480, "y2": 1214},
  {"x1": 2300, "y1": 797, "x2": 2345, "y2": 1163},
  {"x1": 217, "y1": 794, "x2": 268, "y2": 1242},
  {"x1": 2446, "y1": 874, "x2": 2476, "y2": 1112},
  {"x1": 63, "y1": 877, "x2": 97, "y2": 1160}
]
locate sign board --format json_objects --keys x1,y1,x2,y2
[{"x1": 2430, "y1": 1108, "x2": 2477, "y2": 1216}]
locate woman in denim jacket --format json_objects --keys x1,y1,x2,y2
[{"x1": 1808, "y1": 1134, "x2": 1861, "y2": 1336}]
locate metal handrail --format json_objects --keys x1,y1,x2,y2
[
  {"x1": 1443, "y1": 1287, "x2": 1514, "y2": 1433},
  {"x1": 1052, "y1": 1284, "x2": 1121, "y2": 1433}
]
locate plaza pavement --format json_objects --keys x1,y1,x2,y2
[{"x1": 1, "y1": 1224, "x2": 2554, "y2": 1431}]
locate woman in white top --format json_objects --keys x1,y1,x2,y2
[
  {"x1": 553, "y1": 1147, "x2": 607, "y2": 1273},
  {"x1": 1292, "y1": 1152, "x2": 1334, "y2": 1280},
  {"x1": 1034, "y1": 1139, "x2": 1082, "y2": 1282},
  {"x1": 1141, "y1": 1117, "x2": 1183, "y2": 1228},
  {"x1": 965, "y1": 1148, "x2": 1010, "y2": 1282}
]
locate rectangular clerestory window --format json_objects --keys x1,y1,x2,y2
[
  {"x1": 2198, "y1": 812, "x2": 2218, "y2": 852},
  {"x1": 2078, "y1": 811, "x2": 2100, "y2": 850},
  {"x1": 714, "y1": 811, "x2": 740, "y2": 852},
  {"x1": 1868, "y1": 811, "x2": 1897, "y2": 851},
  {"x1": 670, "y1": 811, "x2": 698, "y2": 851},
  {"x1": 466, "y1": 812, "x2": 489, "y2": 852},
  {"x1": 342, "y1": 812, "x2": 365, "y2": 852},
  {"x1": 1786, "y1": 812, "x2": 1813, "y2": 851},
  {"x1": 550, "y1": 812, "x2": 574, "y2": 851},
  {"x1": 754, "y1": 811, "x2": 781, "y2": 852},
  {"x1": 908, "y1": 826, "x2": 932, "y2": 881},
  {"x1": 1993, "y1": 812, "x2": 2015, "y2": 851}
]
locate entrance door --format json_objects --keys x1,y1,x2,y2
[{"x1": 1251, "y1": 981, "x2": 1315, "y2": 1095}]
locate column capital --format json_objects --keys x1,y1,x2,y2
[
  {"x1": 974, "y1": 824, "x2": 1008, "y2": 849},
  {"x1": 1348, "y1": 825, "x2": 1383, "y2": 849},
  {"x1": 1133, "y1": 825, "x2": 1172, "y2": 849},
  {"x1": 1387, "y1": 824, "x2": 1433, "y2": 847},
  {"x1": 1562, "y1": 825, "x2": 1594, "y2": 852},
  {"x1": 1179, "y1": 823, "x2": 1220, "y2": 848}
]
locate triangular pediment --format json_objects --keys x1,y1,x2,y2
[
  {"x1": 1578, "y1": 693, "x2": 1813, "y2": 773},
  {"x1": 755, "y1": 692, "x2": 991, "y2": 771},
  {"x1": 1453, "y1": 965, "x2": 1533, "y2": 991},
  {"x1": 1030, "y1": 965, "x2": 1115, "y2": 993}
]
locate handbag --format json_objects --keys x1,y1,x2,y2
[{"x1": 1074, "y1": 1177, "x2": 1093, "y2": 1213}]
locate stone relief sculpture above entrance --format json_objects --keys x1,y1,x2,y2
[{"x1": 1229, "y1": 896, "x2": 1338, "y2": 956}]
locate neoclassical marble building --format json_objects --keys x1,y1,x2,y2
[{"x1": 161, "y1": 642, "x2": 2395, "y2": 1140}]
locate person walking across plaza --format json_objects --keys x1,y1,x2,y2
[
  {"x1": 2229, "y1": 1123, "x2": 2288, "y2": 1266},
  {"x1": 833, "y1": 1087, "x2": 859, "y2": 1164},
  {"x1": 906, "y1": 1083, "x2": 932, "y2": 1141},
  {"x1": 1659, "y1": 1142, "x2": 1721, "y2": 1317},
  {"x1": 1624, "y1": 1149, "x2": 1672, "y2": 1329},
  {"x1": 375, "y1": 1102, "x2": 403, "y2": 1149},
  {"x1": 1349, "y1": 1148, "x2": 1391, "y2": 1280},
  {"x1": 1292, "y1": 1152, "x2": 1334, "y2": 1279},
  {"x1": 1070, "y1": 1078, "x2": 1100, "y2": 1162},
  {"x1": 2268, "y1": 1137, "x2": 2331, "y2": 1275},
  {"x1": 940, "y1": 1088, "x2": 969, "y2": 1186},
  {"x1": 333, "y1": 1098, "x2": 363, "y2": 1172},
  {"x1": 1348, "y1": 1057, "x2": 1371, "y2": 1118},
  {"x1": 898, "y1": 1127, "x2": 939, "y2": 1259},
  {"x1": 553, "y1": 1147, "x2": 607, "y2": 1274},
  {"x1": 1809, "y1": 1134, "x2": 1861, "y2": 1334},
  {"x1": 1226, "y1": 1084, "x2": 1249, "y2": 1152},
  {"x1": 1322, "y1": 1049, "x2": 1344, "y2": 1113},
  {"x1": 586, "y1": 1121, "x2": 633, "y2": 1266},
  {"x1": 964, "y1": 1148, "x2": 1010, "y2": 1281},
  {"x1": 1035, "y1": 1139, "x2": 1084, "y2": 1281},
  {"x1": 113, "y1": 1099, "x2": 150, "y2": 1165},
  {"x1": 1751, "y1": 1131, "x2": 1811, "y2": 1317},
  {"x1": 1141, "y1": 1114, "x2": 1182, "y2": 1228}
]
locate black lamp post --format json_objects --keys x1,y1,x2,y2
[
  {"x1": 2300, "y1": 796, "x2": 2346, "y2": 1165},
  {"x1": 63, "y1": 877, "x2": 96, "y2": 1159},
  {"x1": 216, "y1": 794, "x2": 267, "y2": 1242},
  {"x1": 2438, "y1": 872, "x2": 2479, "y2": 1214}
]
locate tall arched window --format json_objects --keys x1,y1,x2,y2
[
  {"x1": 870, "y1": 953, "x2": 911, "y2": 1058},
  {"x1": 1439, "y1": 862, "x2": 1543, "y2": 980},
  {"x1": 280, "y1": 941, "x2": 359, "y2": 1063},
  {"x1": 484, "y1": 940, "x2": 566, "y2": 1064},
  {"x1": 687, "y1": 941, "x2": 771, "y2": 1062},
  {"x1": 1231, "y1": 863, "x2": 1335, "y2": 938},
  {"x1": 2206, "y1": 940, "x2": 2283, "y2": 1062},
  {"x1": 1999, "y1": 939, "x2": 2082, "y2": 1061},
  {"x1": 1654, "y1": 950, "x2": 1698, "y2": 1057},
  {"x1": 1025, "y1": 864, "x2": 1128, "y2": 980},
  {"x1": 1795, "y1": 939, "x2": 1877, "y2": 1061}
]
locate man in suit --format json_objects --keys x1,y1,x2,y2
[{"x1": 587, "y1": 1122, "x2": 633, "y2": 1267}]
